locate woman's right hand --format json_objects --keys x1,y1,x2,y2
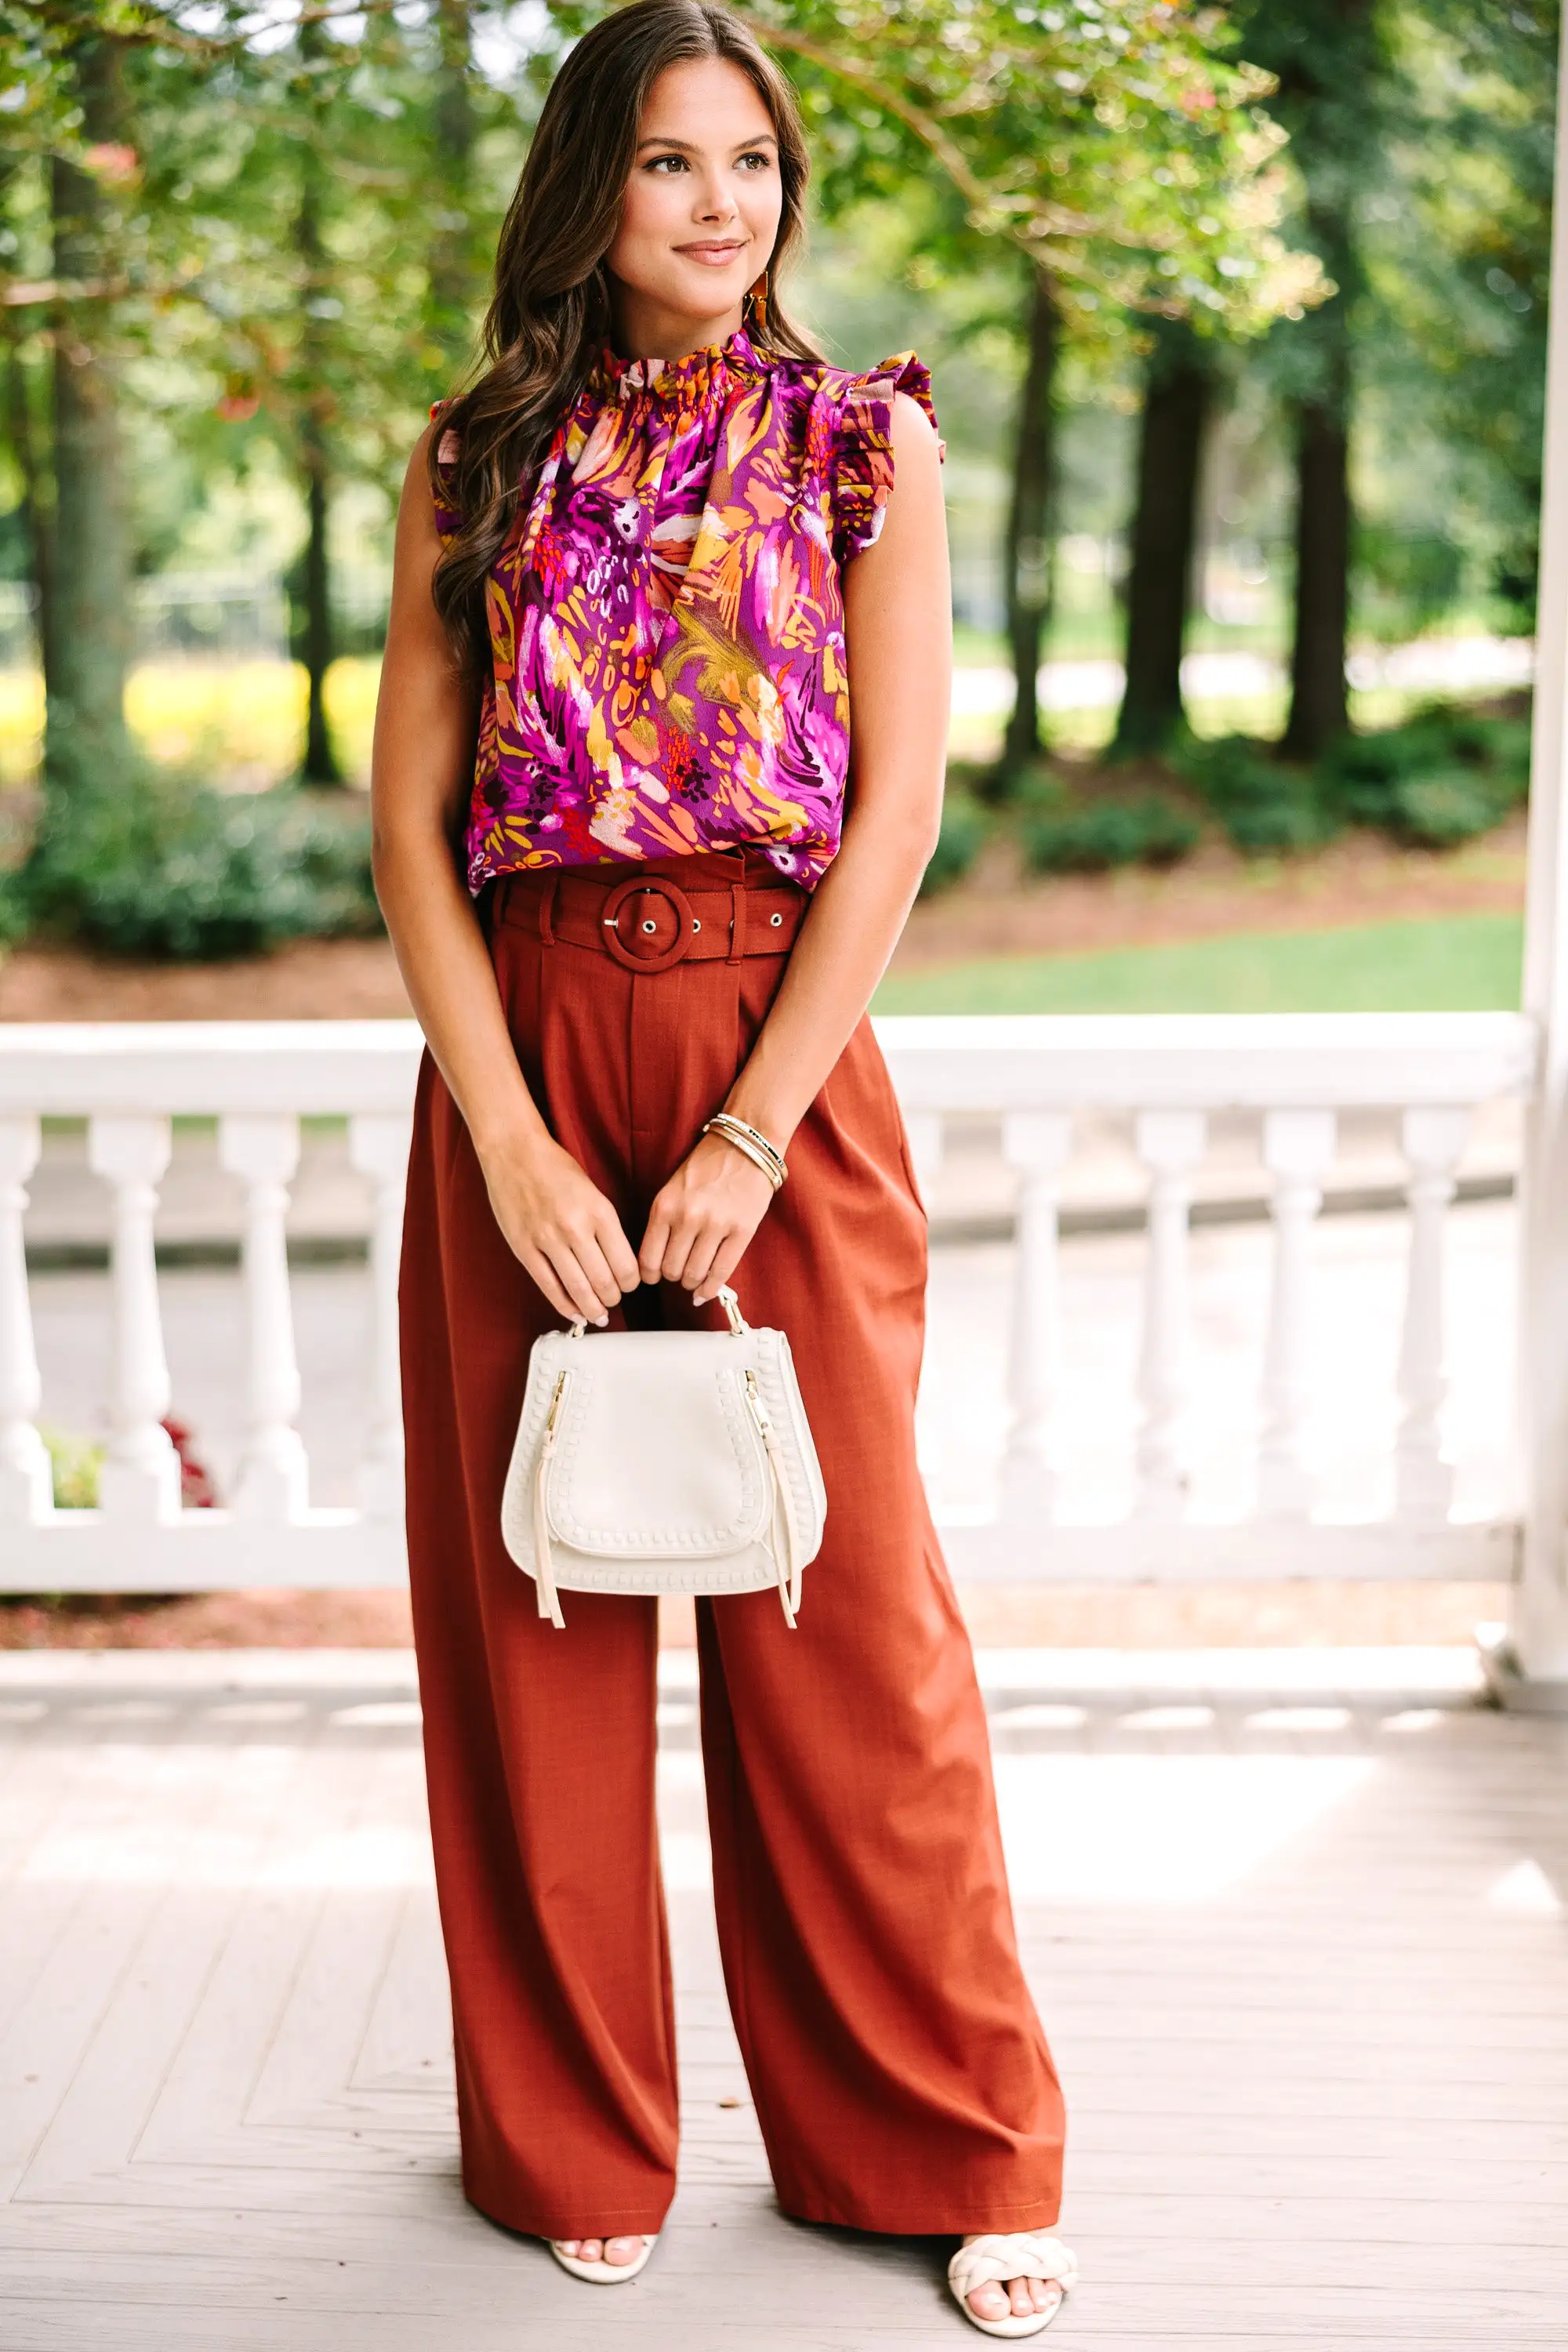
[{"x1": 476, "y1": 1125, "x2": 641, "y2": 1326}]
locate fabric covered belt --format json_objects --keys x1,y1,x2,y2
[{"x1": 495, "y1": 867, "x2": 807, "y2": 972}]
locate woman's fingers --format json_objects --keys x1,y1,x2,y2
[
  {"x1": 680, "y1": 1228, "x2": 723, "y2": 1299},
  {"x1": 637, "y1": 1207, "x2": 670, "y2": 1288},
  {"x1": 528, "y1": 1240, "x2": 610, "y2": 1327},
  {"x1": 598, "y1": 1214, "x2": 642, "y2": 1295},
  {"x1": 572, "y1": 1228, "x2": 629, "y2": 1315},
  {"x1": 691, "y1": 1231, "x2": 747, "y2": 1305}
]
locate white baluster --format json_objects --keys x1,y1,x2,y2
[
  {"x1": 219, "y1": 1114, "x2": 307, "y2": 1520},
  {"x1": 350, "y1": 1112, "x2": 412, "y2": 1520},
  {"x1": 89, "y1": 1115, "x2": 181, "y2": 1523},
  {"x1": 1134, "y1": 1109, "x2": 1207, "y2": 1520},
  {"x1": 1257, "y1": 1108, "x2": 1337, "y2": 1518},
  {"x1": 999, "y1": 1111, "x2": 1073, "y2": 1521},
  {"x1": 1396, "y1": 1105, "x2": 1471, "y2": 1523},
  {"x1": 0, "y1": 1115, "x2": 52, "y2": 1524},
  {"x1": 902, "y1": 1110, "x2": 944, "y2": 1200}
]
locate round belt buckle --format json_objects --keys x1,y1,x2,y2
[{"x1": 598, "y1": 876, "x2": 695, "y2": 972}]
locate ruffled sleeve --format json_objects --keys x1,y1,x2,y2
[
  {"x1": 829, "y1": 350, "x2": 945, "y2": 566},
  {"x1": 428, "y1": 399, "x2": 463, "y2": 542}
]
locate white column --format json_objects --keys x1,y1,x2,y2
[
  {"x1": 1133, "y1": 1109, "x2": 1207, "y2": 1520},
  {"x1": 999, "y1": 1111, "x2": 1072, "y2": 1521},
  {"x1": 1396, "y1": 1105, "x2": 1470, "y2": 1524},
  {"x1": 1512, "y1": 20, "x2": 1568, "y2": 1682},
  {"x1": 350, "y1": 1112, "x2": 412, "y2": 1520},
  {"x1": 0, "y1": 1115, "x2": 52, "y2": 1524},
  {"x1": 1257, "y1": 1108, "x2": 1336, "y2": 1519},
  {"x1": 219, "y1": 1114, "x2": 307, "y2": 1520},
  {"x1": 89, "y1": 1115, "x2": 181, "y2": 1523}
]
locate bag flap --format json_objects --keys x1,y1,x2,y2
[{"x1": 546, "y1": 1340, "x2": 769, "y2": 1557}]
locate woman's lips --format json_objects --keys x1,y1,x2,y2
[{"x1": 677, "y1": 241, "x2": 747, "y2": 264}]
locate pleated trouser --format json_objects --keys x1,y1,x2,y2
[{"x1": 399, "y1": 846, "x2": 1066, "y2": 2240}]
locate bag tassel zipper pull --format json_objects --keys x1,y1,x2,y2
[
  {"x1": 746, "y1": 1371, "x2": 801, "y2": 1628},
  {"x1": 533, "y1": 1372, "x2": 569, "y2": 1629}
]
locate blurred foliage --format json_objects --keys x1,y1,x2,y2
[
  {"x1": 1171, "y1": 733, "x2": 1332, "y2": 855},
  {"x1": 38, "y1": 1424, "x2": 103, "y2": 1512},
  {"x1": 1019, "y1": 788, "x2": 1200, "y2": 874},
  {"x1": 2, "y1": 717, "x2": 379, "y2": 959},
  {"x1": 917, "y1": 786, "x2": 988, "y2": 898}
]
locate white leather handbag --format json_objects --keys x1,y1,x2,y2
[{"x1": 500, "y1": 1285, "x2": 826, "y2": 1630}]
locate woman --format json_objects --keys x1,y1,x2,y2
[{"x1": 372, "y1": 0, "x2": 1075, "y2": 2333}]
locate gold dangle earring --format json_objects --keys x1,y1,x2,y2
[{"x1": 745, "y1": 267, "x2": 769, "y2": 336}]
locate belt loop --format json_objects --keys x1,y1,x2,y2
[
  {"x1": 537, "y1": 874, "x2": 558, "y2": 948},
  {"x1": 727, "y1": 880, "x2": 747, "y2": 965}
]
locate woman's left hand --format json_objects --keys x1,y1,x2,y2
[{"x1": 639, "y1": 1131, "x2": 777, "y2": 1305}]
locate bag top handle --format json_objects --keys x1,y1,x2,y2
[{"x1": 568, "y1": 1282, "x2": 750, "y2": 1342}]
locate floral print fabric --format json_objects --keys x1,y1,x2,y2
[{"x1": 432, "y1": 325, "x2": 942, "y2": 894}]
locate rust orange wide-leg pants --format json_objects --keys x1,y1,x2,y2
[{"x1": 399, "y1": 848, "x2": 1066, "y2": 2241}]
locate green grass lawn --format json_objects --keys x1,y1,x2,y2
[{"x1": 873, "y1": 912, "x2": 1524, "y2": 1016}]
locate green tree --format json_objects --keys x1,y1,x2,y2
[
  {"x1": 745, "y1": 0, "x2": 1321, "y2": 777},
  {"x1": 1236, "y1": 0, "x2": 1388, "y2": 760},
  {"x1": 1110, "y1": 316, "x2": 1220, "y2": 757}
]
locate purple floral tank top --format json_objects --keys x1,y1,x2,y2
[{"x1": 431, "y1": 325, "x2": 942, "y2": 894}]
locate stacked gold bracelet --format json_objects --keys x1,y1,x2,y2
[{"x1": 702, "y1": 1112, "x2": 789, "y2": 1191}]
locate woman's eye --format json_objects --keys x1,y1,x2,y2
[
  {"x1": 647, "y1": 154, "x2": 686, "y2": 173},
  {"x1": 738, "y1": 151, "x2": 772, "y2": 170}
]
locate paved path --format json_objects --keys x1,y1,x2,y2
[{"x1": 0, "y1": 1646, "x2": 1563, "y2": 2349}]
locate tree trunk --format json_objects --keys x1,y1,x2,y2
[
  {"x1": 430, "y1": 0, "x2": 477, "y2": 373},
  {"x1": 1282, "y1": 375, "x2": 1352, "y2": 758},
  {"x1": 1000, "y1": 265, "x2": 1059, "y2": 778},
  {"x1": 295, "y1": 43, "x2": 341, "y2": 787},
  {"x1": 1112, "y1": 325, "x2": 1214, "y2": 759},
  {"x1": 48, "y1": 35, "x2": 131, "y2": 787}
]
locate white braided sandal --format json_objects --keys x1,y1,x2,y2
[
  {"x1": 947, "y1": 2233, "x2": 1078, "y2": 2338},
  {"x1": 549, "y1": 2234, "x2": 657, "y2": 2284}
]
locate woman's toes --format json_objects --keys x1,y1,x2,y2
[
  {"x1": 578, "y1": 2238, "x2": 603, "y2": 2261},
  {"x1": 557, "y1": 2239, "x2": 580, "y2": 2256},
  {"x1": 967, "y1": 2281, "x2": 1011, "y2": 2321},
  {"x1": 1010, "y1": 2276, "x2": 1036, "y2": 2316},
  {"x1": 603, "y1": 2236, "x2": 642, "y2": 2267}
]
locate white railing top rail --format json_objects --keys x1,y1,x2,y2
[{"x1": 0, "y1": 1009, "x2": 1541, "y2": 1116}]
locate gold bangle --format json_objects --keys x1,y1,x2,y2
[
  {"x1": 706, "y1": 1111, "x2": 788, "y2": 1185},
  {"x1": 702, "y1": 1118, "x2": 785, "y2": 1190}
]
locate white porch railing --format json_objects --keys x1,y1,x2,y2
[{"x1": 0, "y1": 1011, "x2": 1537, "y2": 1593}]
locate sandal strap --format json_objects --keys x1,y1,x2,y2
[{"x1": 948, "y1": 2234, "x2": 1079, "y2": 2302}]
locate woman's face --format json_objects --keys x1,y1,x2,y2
[{"x1": 604, "y1": 56, "x2": 783, "y2": 352}]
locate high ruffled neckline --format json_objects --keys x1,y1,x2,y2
[{"x1": 591, "y1": 323, "x2": 767, "y2": 408}]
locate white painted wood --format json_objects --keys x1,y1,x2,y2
[
  {"x1": 1133, "y1": 1109, "x2": 1207, "y2": 1519},
  {"x1": 0, "y1": 1113, "x2": 50, "y2": 1524},
  {"x1": 1512, "y1": 29, "x2": 1568, "y2": 1685},
  {"x1": 219, "y1": 1114, "x2": 308, "y2": 1520},
  {"x1": 902, "y1": 1108, "x2": 943, "y2": 1194},
  {"x1": 1258, "y1": 1109, "x2": 1337, "y2": 1517},
  {"x1": 1, "y1": 1661, "x2": 1566, "y2": 2348},
  {"x1": 85, "y1": 1114, "x2": 180, "y2": 1523},
  {"x1": 349, "y1": 1112, "x2": 412, "y2": 1523},
  {"x1": 0, "y1": 1016, "x2": 1542, "y2": 1592},
  {"x1": 0, "y1": 1011, "x2": 1537, "y2": 1122},
  {"x1": 999, "y1": 1111, "x2": 1072, "y2": 1520},
  {"x1": 1396, "y1": 1106, "x2": 1471, "y2": 1524}
]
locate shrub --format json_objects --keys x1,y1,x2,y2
[
  {"x1": 1317, "y1": 704, "x2": 1531, "y2": 840},
  {"x1": 1174, "y1": 735, "x2": 1334, "y2": 856},
  {"x1": 12, "y1": 749, "x2": 379, "y2": 960},
  {"x1": 1378, "y1": 769, "x2": 1504, "y2": 849},
  {"x1": 1022, "y1": 792, "x2": 1199, "y2": 875},
  {"x1": 919, "y1": 788, "x2": 988, "y2": 897},
  {"x1": 40, "y1": 1426, "x2": 104, "y2": 1511}
]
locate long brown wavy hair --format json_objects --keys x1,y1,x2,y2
[{"x1": 429, "y1": 0, "x2": 822, "y2": 669}]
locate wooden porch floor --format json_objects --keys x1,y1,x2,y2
[{"x1": 1, "y1": 1647, "x2": 1564, "y2": 2350}]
